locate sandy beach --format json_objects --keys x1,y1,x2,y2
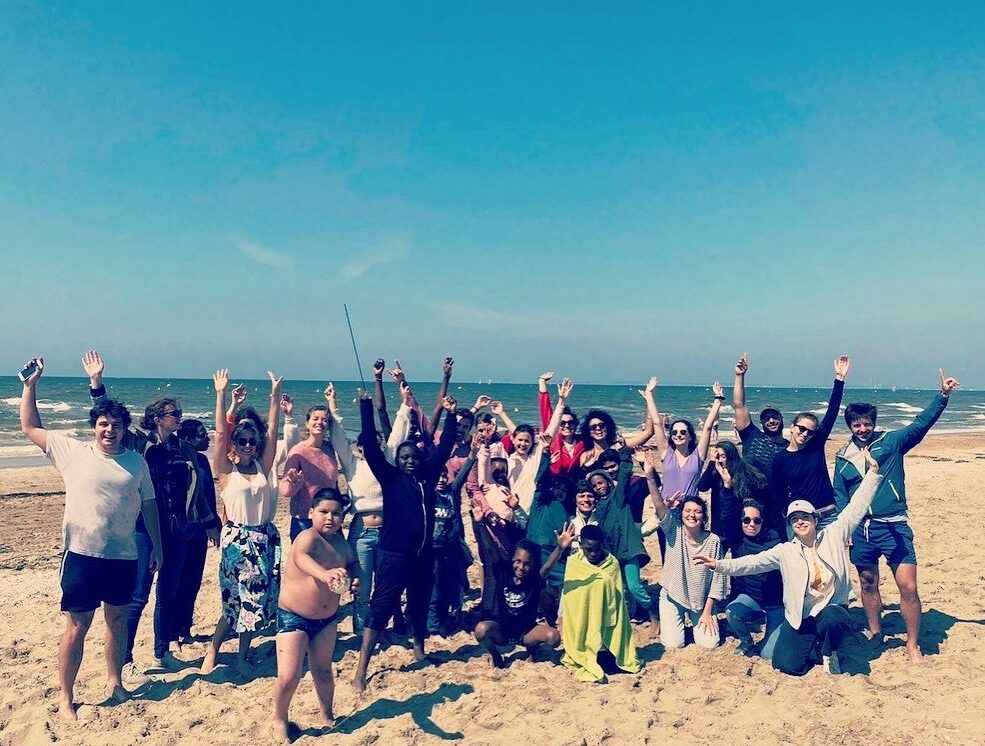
[{"x1": 1, "y1": 433, "x2": 984, "y2": 745}]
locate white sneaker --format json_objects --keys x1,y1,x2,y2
[
  {"x1": 823, "y1": 651, "x2": 842, "y2": 675},
  {"x1": 122, "y1": 661, "x2": 151, "y2": 685}
]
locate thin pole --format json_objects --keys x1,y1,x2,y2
[{"x1": 343, "y1": 304, "x2": 367, "y2": 389}]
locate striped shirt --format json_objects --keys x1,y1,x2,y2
[{"x1": 658, "y1": 510, "x2": 727, "y2": 612}]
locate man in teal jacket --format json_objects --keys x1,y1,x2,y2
[{"x1": 833, "y1": 368, "x2": 959, "y2": 661}]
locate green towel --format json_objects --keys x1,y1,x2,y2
[{"x1": 560, "y1": 549, "x2": 642, "y2": 682}]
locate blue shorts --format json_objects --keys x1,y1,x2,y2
[
  {"x1": 276, "y1": 607, "x2": 339, "y2": 639},
  {"x1": 851, "y1": 519, "x2": 917, "y2": 568}
]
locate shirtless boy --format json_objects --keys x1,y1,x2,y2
[{"x1": 272, "y1": 488, "x2": 360, "y2": 742}]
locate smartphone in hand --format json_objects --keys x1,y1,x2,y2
[{"x1": 17, "y1": 359, "x2": 39, "y2": 382}]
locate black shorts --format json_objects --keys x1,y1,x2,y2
[{"x1": 60, "y1": 551, "x2": 137, "y2": 613}]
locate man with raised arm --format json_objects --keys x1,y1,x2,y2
[
  {"x1": 834, "y1": 369, "x2": 959, "y2": 662},
  {"x1": 732, "y1": 353, "x2": 788, "y2": 485},
  {"x1": 19, "y1": 357, "x2": 162, "y2": 721}
]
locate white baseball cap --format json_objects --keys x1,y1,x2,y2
[{"x1": 786, "y1": 500, "x2": 819, "y2": 519}]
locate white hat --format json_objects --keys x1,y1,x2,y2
[{"x1": 786, "y1": 500, "x2": 819, "y2": 519}]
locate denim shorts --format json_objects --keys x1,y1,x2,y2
[
  {"x1": 276, "y1": 607, "x2": 339, "y2": 638},
  {"x1": 851, "y1": 519, "x2": 917, "y2": 567}
]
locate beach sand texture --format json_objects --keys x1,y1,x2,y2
[{"x1": 1, "y1": 434, "x2": 984, "y2": 745}]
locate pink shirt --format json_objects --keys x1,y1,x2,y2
[{"x1": 282, "y1": 442, "x2": 339, "y2": 517}]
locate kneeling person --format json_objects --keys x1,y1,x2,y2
[
  {"x1": 473, "y1": 529, "x2": 573, "y2": 668},
  {"x1": 273, "y1": 489, "x2": 360, "y2": 741},
  {"x1": 560, "y1": 525, "x2": 642, "y2": 682}
]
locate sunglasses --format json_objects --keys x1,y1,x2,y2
[
  {"x1": 792, "y1": 423, "x2": 816, "y2": 437},
  {"x1": 588, "y1": 422, "x2": 606, "y2": 431},
  {"x1": 671, "y1": 429, "x2": 688, "y2": 436},
  {"x1": 235, "y1": 436, "x2": 258, "y2": 447},
  {"x1": 162, "y1": 409, "x2": 182, "y2": 419},
  {"x1": 742, "y1": 516, "x2": 763, "y2": 525},
  {"x1": 560, "y1": 420, "x2": 577, "y2": 428}
]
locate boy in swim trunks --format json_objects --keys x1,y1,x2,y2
[{"x1": 273, "y1": 488, "x2": 360, "y2": 742}]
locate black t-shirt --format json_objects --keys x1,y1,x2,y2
[
  {"x1": 432, "y1": 489, "x2": 461, "y2": 549},
  {"x1": 627, "y1": 475, "x2": 651, "y2": 524},
  {"x1": 738, "y1": 423, "x2": 788, "y2": 482},
  {"x1": 491, "y1": 565, "x2": 541, "y2": 636}
]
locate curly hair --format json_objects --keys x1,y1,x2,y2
[
  {"x1": 579, "y1": 409, "x2": 618, "y2": 449},
  {"x1": 89, "y1": 399, "x2": 132, "y2": 429}
]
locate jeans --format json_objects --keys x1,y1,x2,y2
[
  {"x1": 173, "y1": 531, "x2": 208, "y2": 638},
  {"x1": 659, "y1": 588, "x2": 719, "y2": 650},
  {"x1": 725, "y1": 593, "x2": 784, "y2": 659},
  {"x1": 347, "y1": 516, "x2": 379, "y2": 636},
  {"x1": 127, "y1": 529, "x2": 193, "y2": 662},
  {"x1": 428, "y1": 547, "x2": 462, "y2": 634},
  {"x1": 621, "y1": 557, "x2": 656, "y2": 615},
  {"x1": 772, "y1": 604, "x2": 851, "y2": 676}
]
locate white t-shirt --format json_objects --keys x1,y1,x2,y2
[{"x1": 46, "y1": 432, "x2": 156, "y2": 560}]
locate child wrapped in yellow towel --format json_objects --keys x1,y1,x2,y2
[{"x1": 561, "y1": 525, "x2": 642, "y2": 682}]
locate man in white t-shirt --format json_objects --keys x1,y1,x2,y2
[{"x1": 19, "y1": 357, "x2": 163, "y2": 722}]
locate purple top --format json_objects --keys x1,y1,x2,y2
[{"x1": 662, "y1": 448, "x2": 702, "y2": 499}]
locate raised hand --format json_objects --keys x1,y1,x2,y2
[
  {"x1": 213, "y1": 369, "x2": 230, "y2": 393},
  {"x1": 555, "y1": 521, "x2": 576, "y2": 551},
  {"x1": 442, "y1": 357, "x2": 454, "y2": 377},
  {"x1": 638, "y1": 376, "x2": 658, "y2": 399},
  {"x1": 470, "y1": 432, "x2": 487, "y2": 453},
  {"x1": 735, "y1": 353, "x2": 748, "y2": 376},
  {"x1": 20, "y1": 357, "x2": 44, "y2": 386},
  {"x1": 283, "y1": 466, "x2": 303, "y2": 488},
  {"x1": 557, "y1": 377, "x2": 574, "y2": 400},
  {"x1": 279, "y1": 394, "x2": 294, "y2": 416},
  {"x1": 490, "y1": 400, "x2": 505, "y2": 416},
  {"x1": 389, "y1": 360, "x2": 405, "y2": 383},
  {"x1": 538, "y1": 432, "x2": 553, "y2": 448},
  {"x1": 714, "y1": 461, "x2": 732, "y2": 488},
  {"x1": 712, "y1": 381, "x2": 724, "y2": 398},
  {"x1": 539, "y1": 371, "x2": 555, "y2": 382},
  {"x1": 81, "y1": 350, "x2": 104, "y2": 386},
  {"x1": 642, "y1": 449, "x2": 657, "y2": 475},
  {"x1": 939, "y1": 368, "x2": 960, "y2": 398},
  {"x1": 441, "y1": 395, "x2": 458, "y2": 412},
  {"x1": 834, "y1": 355, "x2": 851, "y2": 381},
  {"x1": 231, "y1": 383, "x2": 247, "y2": 407},
  {"x1": 666, "y1": 490, "x2": 685, "y2": 510},
  {"x1": 862, "y1": 446, "x2": 880, "y2": 473},
  {"x1": 268, "y1": 371, "x2": 284, "y2": 395},
  {"x1": 472, "y1": 394, "x2": 492, "y2": 411},
  {"x1": 323, "y1": 382, "x2": 337, "y2": 407},
  {"x1": 372, "y1": 358, "x2": 386, "y2": 379}
]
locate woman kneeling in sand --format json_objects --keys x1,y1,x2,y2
[{"x1": 272, "y1": 488, "x2": 360, "y2": 741}]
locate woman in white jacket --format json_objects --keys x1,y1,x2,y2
[{"x1": 694, "y1": 448, "x2": 882, "y2": 676}]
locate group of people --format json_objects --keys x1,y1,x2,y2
[{"x1": 17, "y1": 350, "x2": 959, "y2": 738}]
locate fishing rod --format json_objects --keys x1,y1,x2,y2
[{"x1": 343, "y1": 303, "x2": 367, "y2": 389}]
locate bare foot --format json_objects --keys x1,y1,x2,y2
[
  {"x1": 411, "y1": 643, "x2": 426, "y2": 663},
  {"x1": 905, "y1": 644, "x2": 924, "y2": 663},
  {"x1": 318, "y1": 712, "x2": 335, "y2": 729},
  {"x1": 273, "y1": 717, "x2": 293, "y2": 744},
  {"x1": 201, "y1": 649, "x2": 217, "y2": 675},
  {"x1": 56, "y1": 698, "x2": 77, "y2": 722},
  {"x1": 350, "y1": 673, "x2": 367, "y2": 693},
  {"x1": 863, "y1": 629, "x2": 885, "y2": 647},
  {"x1": 488, "y1": 649, "x2": 505, "y2": 668},
  {"x1": 648, "y1": 613, "x2": 661, "y2": 640},
  {"x1": 106, "y1": 685, "x2": 130, "y2": 705}
]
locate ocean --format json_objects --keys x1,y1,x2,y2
[{"x1": 2, "y1": 376, "x2": 983, "y2": 469}]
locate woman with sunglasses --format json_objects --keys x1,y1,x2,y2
[
  {"x1": 578, "y1": 389, "x2": 655, "y2": 472},
  {"x1": 695, "y1": 448, "x2": 881, "y2": 676},
  {"x1": 202, "y1": 368, "x2": 285, "y2": 674},
  {"x1": 642, "y1": 377, "x2": 725, "y2": 502},
  {"x1": 723, "y1": 500, "x2": 784, "y2": 658},
  {"x1": 537, "y1": 372, "x2": 583, "y2": 475},
  {"x1": 770, "y1": 356, "x2": 850, "y2": 533}
]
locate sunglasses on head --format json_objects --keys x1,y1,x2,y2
[
  {"x1": 235, "y1": 436, "x2": 258, "y2": 447},
  {"x1": 792, "y1": 423, "x2": 816, "y2": 437},
  {"x1": 742, "y1": 516, "x2": 763, "y2": 525}
]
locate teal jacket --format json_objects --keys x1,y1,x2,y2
[{"x1": 832, "y1": 393, "x2": 948, "y2": 519}]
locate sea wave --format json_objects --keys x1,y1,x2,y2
[
  {"x1": 884, "y1": 402, "x2": 923, "y2": 414},
  {"x1": 0, "y1": 397, "x2": 74, "y2": 412}
]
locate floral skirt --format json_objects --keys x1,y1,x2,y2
[{"x1": 219, "y1": 521, "x2": 281, "y2": 633}]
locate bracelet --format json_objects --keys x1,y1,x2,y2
[{"x1": 714, "y1": 395, "x2": 725, "y2": 400}]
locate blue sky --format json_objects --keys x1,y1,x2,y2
[{"x1": 2, "y1": 3, "x2": 983, "y2": 388}]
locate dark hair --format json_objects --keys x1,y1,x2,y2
[
  {"x1": 395, "y1": 440, "x2": 420, "y2": 460},
  {"x1": 715, "y1": 441, "x2": 767, "y2": 500},
  {"x1": 844, "y1": 402, "x2": 877, "y2": 427},
  {"x1": 668, "y1": 419, "x2": 697, "y2": 455},
  {"x1": 579, "y1": 524, "x2": 605, "y2": 544},
  {"x1": 759, "y1": 407, "x2": 783, "y2": 424},
  {"x1": 306, "y1": 404, "x2": 329, "y2": 421},
  {"x1": 311, "y1": 486, "x2": 348, "y2": 509},
  {"x1": 575, "y1": 479, "x2": 594, "y2": 494},
  {"x1": 476, "y1": 412, "x2": 495, "y2": 425},
  {"x1": 682, "y1": 494, "x2": 708, "y2": 528},
  {"x1": 513, "y1": 423, "x2": 535, "y2": 440},
  {"x1": 231, "y1": 421, "x2": 262, "y2": 456},
  {"x1": 741, "y1": 498, "x2": 764, "y2": 513},
  {"x1": 89, "y1": 399, "x2": 132, "y2": 429},
  {"x1": 587, "y1": 470, "x2": 614, "y2": 496},
  {"x1": 545, "y1": 473, "x2": 575, "y2": 515},
  {"x1": 140, "y1": 396, "x2": 179, "y2": 431},
  {"x1": 560, "y1": 405, "x2": 578, "y2": 424},
  {"x1": 456, "y1": 409, "x2": 475, "y2": 424},
  {"x1": 793, "y1": 412, "x2": 819, "y2": 428},
  {"x1": 579, "y1": 409, "x2": 617, "y2": 449},
  {"x1": 178, "y1": 418, "x2": 207, "y2": 441},
  {"x1": 513, "y1": 538, "x2": 541, "y2": 567},
  {"x1": 597, "y1": 449, "x2": 620, "y2": 467}
]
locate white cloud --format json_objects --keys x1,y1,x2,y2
[
  {"x1": 232, "y1": 238, "x2": 296, "y2": 270},
  {"x1": 339, "y1": 237, "x2": 411, "y2": 281}
]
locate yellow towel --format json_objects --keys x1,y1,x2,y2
[{"x1": 560, "y1": 549, "x2": 642, "y2": 682}]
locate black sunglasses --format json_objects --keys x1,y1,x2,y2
[
  {"x1": 235, "y1": 436, "x2": 258, "y2": 447},
  {"x1": 792, "y1": 423, "x2": 816, "y2": 437},
  {"x1": 742, "y1": 516, "x2": 763, "y2": 525},
  {"x1": 162, "y1": 409, "x2": 182, "y2": 419},
  {"x1": 588, "y1": 422, "x2": 606, "y2": 431},
  {"x1": 560, "y1": 419, "x2": 577, "y2": 428}
]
